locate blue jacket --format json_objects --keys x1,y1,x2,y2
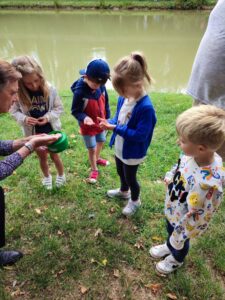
[
  {"x1": 71, "y1": 78, "x2": 110, "y2": 122},
  {"x1": 109, "y1": 95, "x2": 156, "y2": 159}
]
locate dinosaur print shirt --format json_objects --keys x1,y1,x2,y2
[{"x1": 165, "y1": 153, "x2": 225, "y2": 248}]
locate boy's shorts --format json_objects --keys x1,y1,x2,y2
[{"x1": 82, "y1": 131, "x2": 106, "y2": 149}]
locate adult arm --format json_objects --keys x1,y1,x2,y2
[{"x1": 0, "y1": 134, "x2": 60, "y2": 180}]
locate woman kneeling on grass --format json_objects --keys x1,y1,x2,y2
[{"x1": 0, "y1": 60, "x2": 60, "y2": 266}]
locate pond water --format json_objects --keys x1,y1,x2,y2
[{"x1": 0, "y1": 10, "x2": 209, "y2": 92}]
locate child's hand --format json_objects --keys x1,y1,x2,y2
[
  {"x1": 164, "y1": 178, "x2": 171, "y2": 186},
  {"x1": 84, "y1": 116, "x2": 95, "y2": 126},
  {"x1": 25, "y1": 117, "x2": 38, "y2": 126},
  {"x1": 37, "y1": 117, "x2": 48, "y2": 125},
  {"x1": 97, "y1": 117, "x2": 116, "y2": 130}
]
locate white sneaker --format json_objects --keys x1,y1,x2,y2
[
  {"x1": 56, "y1": 174, "x2": 66, "y2": 188},
  {"x1": 107, "y1": 188, "x2": 131, "y2": 199},
  {"x1": 149, "y1": 243, "x2": 171, "y2": 259},
  {"x1": 42, "y1": 175, "x2": 52, "y2": 190},
  {"x1": 156, "y1": 254, "x2": 183, "y2": 274},
  {"x1": 122, "y1": 199, "x2": 141, "y2": 216}
]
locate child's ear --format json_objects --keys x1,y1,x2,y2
[{"x1": 198, "y1": 144, "x2": 207, "y2": 152}]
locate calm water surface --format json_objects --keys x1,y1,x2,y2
[{"x1": 0, "y1": 10, "x2": 209, "y2": 92}]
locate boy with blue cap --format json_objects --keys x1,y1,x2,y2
[{"x1": 71, "y1": 59, "x2": 110, "y2": 183}]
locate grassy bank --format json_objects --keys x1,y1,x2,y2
[
  {"x1": 0, "y1": 91, "x2": 224, "y2": 300},
  {"x1": 0, "y1": 0, "x2": 216, "y2": 10}
]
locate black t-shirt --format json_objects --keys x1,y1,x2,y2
[{"x1": 28, "y1": 89, "x2": 53, "y2": 134}]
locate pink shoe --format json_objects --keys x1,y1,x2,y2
[
  {"x1": 97, "y1": 158, "x2": 110, "y2": 166},
  {"x1": 87, "y1": 170, "x2": 99, "y2": 184}
]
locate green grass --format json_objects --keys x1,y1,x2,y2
[
  {"x1": 0, "y1": 91, "x2": 224, "y2": 299},
  {"x1": 0, "y1": 0, "x2": 216, "y2": 10}
]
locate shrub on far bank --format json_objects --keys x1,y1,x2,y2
[{"x1": 176, "y1": 0, "x2": 208, "y2": 9}]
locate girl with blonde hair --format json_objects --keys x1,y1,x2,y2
[{"x1": 10, "y1": 56, "x2": 66, "y2": 189}]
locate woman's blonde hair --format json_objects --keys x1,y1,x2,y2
[
  {"x1": 11, "y1": 56, "x2": 49, "y2": 108},
  {"x1": 112, "y1": 52, "x2": 151, "y2": 96},
  {"x1": 176, "y1": 105, "x2": 225, "y2": 151}
]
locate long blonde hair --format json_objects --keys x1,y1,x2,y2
[
  {"x1": 11, "y1": 56, "x2": 49, "y2": 108},
  {"x1": 112, "y1": 52, "x2": 151, "y2": 96}
]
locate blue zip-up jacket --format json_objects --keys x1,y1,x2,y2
[
  {"x1": 109, "y1": 95, "x2": 156, "y2": 159},
  {"x1": 71, "y1": 77, "x2": 110, "y2": 123}
]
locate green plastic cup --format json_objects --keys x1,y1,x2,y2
[{"x1": 48, "y1": 130, "x2": 68, "y2": 153}]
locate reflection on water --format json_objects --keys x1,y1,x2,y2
[{"x1": 0, "y1": 10, "x2": 209, "y2": 92}]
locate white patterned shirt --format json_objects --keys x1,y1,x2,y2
[{"x1": 165, "y1": 153, "x2": 225, "y2": 249}]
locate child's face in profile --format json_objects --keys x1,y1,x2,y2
[
  {"x1": 177, "y1": 136, "x2": 198, "y2": 157},
  {"x1": 84, "y1": 76, "x2": 101, "y2": 91},
  {"x1": 22, "y1": 72, "x2": 42, "y2": 92}
]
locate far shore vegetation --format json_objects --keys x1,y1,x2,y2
[{"x1": 0, "y1": 0, "x2": 217, "y2": 10}]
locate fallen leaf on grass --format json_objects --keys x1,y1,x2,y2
[
  {"x1": 94, "y1": 228, "x2": 103, "y2": 237},
  {"x1": 166, "y1": 293, "x2": 178, "y2": 299},
  {"x1": 11, "y1": 289, "x2": 26, "y2": 297},
  {"x1": 109, "y1": 207, "x2": 116, "y2": 213},
  {"x1": 12, "y1": 280, "x2": 17, "y2": 288},
  {"x1": 152, "y1": 236, "x2": 163, "y2": 242},
  {"x1": 113, "y1": 269, "x2": 120, "y2": 278},
  {"x1": 145, "y1": 283, "x2": 162, "y2": 295},
  {"x1": 102, "y1": 259, "x2": 107, "y2": 266},
  {"x1": 53, "y1": 269, "x2": 65, "y2": 278},
  {"x1": 35, "y1": 208, "x2": 42, "y2": 215},
  {"x1": 80, "y1": 285, "x2": 89, "y2": 295},
  {"x1": 134, "y1": 240, "x2": 145, "y2": 250}
]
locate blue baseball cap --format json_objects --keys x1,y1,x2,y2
[{"x1": 79, "y1": 59, "x2": 110, "y2": 84}]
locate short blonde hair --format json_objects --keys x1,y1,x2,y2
[
  {"x1": 112, "y1": 51, "x2": 151, "y2": 96},
  {"x1": 11, "y1": 56, "x2": 49, "y2": 108},
  {"x1": 176, "y1": 105, "x2": 225, "y2": 151}
]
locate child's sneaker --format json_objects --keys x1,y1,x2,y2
[
  {"x1": 87, "y1": 170, "x2": 99, "y2": 184},
  {"x1": 42, "y1": 175, "x2": 52, "y2": 190},
  {"x1": 107, "y1": 188, "x2": 131, "y2": 199},
  {"x1": 149, "y1": 243, "x2": 171, "y2": 259},
  {"x1": 97, "y1": 158, "x2": 110, "y2": 166},
  {"x1": 122, "y1": 199, "x2": 141, "y2": 216},
  {"x1": 156, "y1": 254, "x2": 183, "y2": 274},
  {"x1": 56, "y1": 174, "x2": 66, "y2": 188}
]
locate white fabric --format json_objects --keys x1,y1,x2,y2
[{"x1": 165, "y1": 153, "x2": 225, "y2": 248}]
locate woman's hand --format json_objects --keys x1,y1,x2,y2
[
  {"x1": 29, "y1": 133, "x2": 61, "y2": 149},
  {"x1": 84, "y1": 116, "x2": 95, "y2": 126},
  {"x1": 25, "y1": 117, "x2": 38, "y2": 126},
  {"x1": 37, "y1": 117, "x2": 48, "y2": 126},
  {"x1": 97, "y1": 117, "x2": 116, "y2": 131}
]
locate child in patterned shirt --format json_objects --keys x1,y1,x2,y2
[{"x1": 150, "y1": 105, "x2": 225, "y2": 274}]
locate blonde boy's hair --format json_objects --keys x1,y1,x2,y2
[
  {"x1": 11, "y1": 56, "x2": 49, "y2": 108},
  {"x1": 176, "y1": 105, "x2": 225, "y2": 151}
]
